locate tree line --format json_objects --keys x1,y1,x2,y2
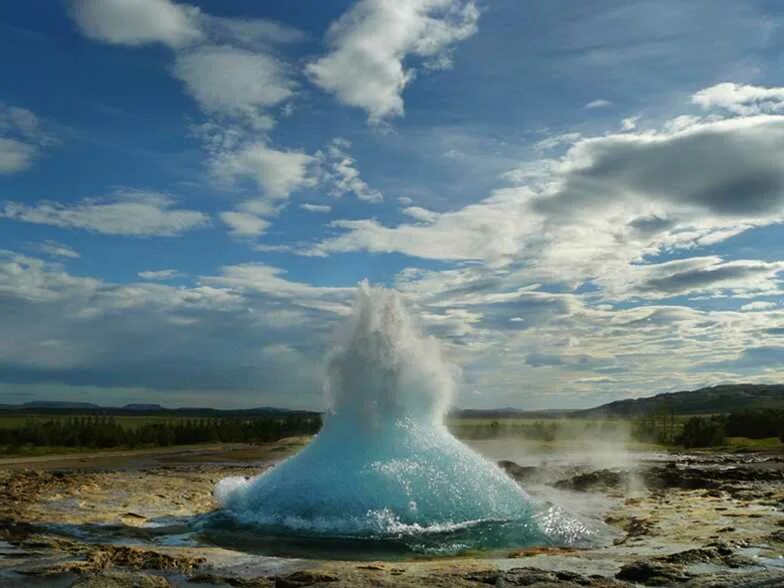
[
  {"x1": 677, "y1": 409, "x2": 784, "y2": 448},
  {"x1": 0, "y1": 414, "x2": 321, "y2": 453}
]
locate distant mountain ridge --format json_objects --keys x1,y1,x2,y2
[
  {"x1": 0, "y1": 401, "x2": 317, "y2": 417},
  {"x1": 1, "y1": 384, "x2": 781, "y2": 417},
  {"x1": 581, "y1": 384, "x2": 784, "y2": 416}
]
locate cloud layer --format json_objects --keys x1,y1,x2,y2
[{"x1": 1, "y1": 191, "x2": 209, "y2": 236}]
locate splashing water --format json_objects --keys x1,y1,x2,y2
[{"x1": 208, "y1": 282, "x2": 598, "y2": 556}]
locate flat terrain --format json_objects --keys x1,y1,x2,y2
[{"x1": 2, "y1": 436, "x2": 784, "y2": 586}]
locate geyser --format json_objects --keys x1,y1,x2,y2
[{"x1": 211, "y1": 282, "x2": 593, "y2": 554}]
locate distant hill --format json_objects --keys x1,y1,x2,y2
[
  {"x1": 451, "y1": 408, "x2": 576, "y2": 419},
  {"x1": 1, "y1": 384, "x2": 781, "y2": 418},
  {"x1": 19, "y1": 401, "x2": 101, "y2": 410},
  {"x1": 122, "y1": 403, "x2": 165, "y2": 411},
  {"x1": 0, "y1": 402, "x2": 318, "y2": 418},
  {"x1": 581, "y1": 384, "x2": 784, "y2": 416}
]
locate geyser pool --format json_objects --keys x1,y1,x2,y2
[{"x1": 206, "y1": 282, "x2": 597, "y2": 556}]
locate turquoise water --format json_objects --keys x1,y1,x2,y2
[{"x1": 207, "y1": 283, "x2": 600, "y2": 556}]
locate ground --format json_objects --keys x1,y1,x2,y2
[{"x1": 1, "y1": 437, "x2": 784, "y2": 586}]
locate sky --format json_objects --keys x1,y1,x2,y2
[{"x1": 1, "y1": 0, "x2": 783, "y2": 410}]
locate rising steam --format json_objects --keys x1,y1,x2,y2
[{"x1": 211, "y1": 282, "x2": 595, "y2": 553}]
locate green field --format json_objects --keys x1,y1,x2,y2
[
  {"x1": 0, "y1": 414, "x2": 216, "y2": 430},
  {"x1": 0, "y1": 413, "x2": 780, "y2": 456}
]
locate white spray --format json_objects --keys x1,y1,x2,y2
[{"x1": 213, "y1": 282, "x2": 593, "y2": 549}]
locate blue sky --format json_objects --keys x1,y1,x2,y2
[{"x1": 1, "y1": 0, "x2": 783, "y2": 409}]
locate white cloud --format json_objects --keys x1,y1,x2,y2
[
  {"x1": 138, "y1": 269, "x2": 181, "y2": 280},
  {"x1": 740, "y1": 300, "x2": 779, "y2": 312},
  {"x1": 0, "y1": 251, "x2": 333, "y2": 406},
  {"x1": 301, "y1": 203, "x2": 332, "y2": 213},
  {"x1": 203, "y1": 16, "x2": 306, "y2": 47},
  {"x1": 602, "y1": 256, "x2": 784, "y2": 299},
  {"x1": 307, "y1": 0, "x2": 479, "y2": 122},
  {"x1": 70, "y1": 0, "x2": 203, "y2": 48},
  {"x1": 585, "y1": 99, "x2": 612, "y2": 109},
  {"x1": 621, "y1": 116, "x2": 639, "y2": 131},
  {"x1": 0, "y1": 104, "x2": 54, "y2": 174},
  {"x1": 173, "y1": 45, "x2": 294, "y2": 125},
  {"x1": 0, "y1": 138, "x2": 36, "y2": 174},
  {"x1": 1, "y1": 190, "x2": 209, "y2": 236},
  {"x1": 402, "y1": 206, "x2": 439, "y2": 222},
  {"x1": 39, "y1": 241, "x2": 79, "y2": 259},
  {"x1": 303, "y1": 103, "x2": 784, "y2": 300},
  {"x1": 211, "y1": 142, "x2": 316, "y2": 199},
  {"x1": 692, "y1": 82, "x2": 784, "y2": 115},
  {"x1": 318, "y1": 138, "x2": 382, "y2": 202},
  {"x1": 220, "y1": 211, "x2": 270, "y2": 238},
  {"x1": 534, "y1": 132, "x2": 581, "y2": 151},
  {"x1": 308, "y1": 187, "x2": 537, "y2": 264},
  {"x1": 203, "y1": 262, "x2": 352, "y2": 315},
  {"x1": 70, "y1": 1, "x2": 307, "y2": 217}
]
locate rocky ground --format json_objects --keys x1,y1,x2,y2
[{"x1": 1, "y1": 439, "x2": 784, "y2": 586}]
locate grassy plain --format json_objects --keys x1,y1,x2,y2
[{"x1": 0, "y1": 413, "x2": 779, "y2": 456}]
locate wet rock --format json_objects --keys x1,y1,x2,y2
[
  {"x1": 766, "y1": 529, "x2": 784, "y2": 543},
  {"x1": 643, "y1": 460, "x2": 784, "y2": 491},
  {"x1": 659, "y1": 545, "x2": 755, "y2": 568},
  {"x1": 120, "y1": 513, "x2": 148, "y2": 527},
  {"x1": 617, "y1": 545, "x2": 758, "y2": 586},
  {"x1": 612, "y1": 516, "x2": 654, "y2": 545},
  {"x1": 508, "y1": 546, "x2": 579, "y2": 558},
  {"x1": 190, "y1": 572, "x2": 273, "y2": 586},
  {"x1": 431, "y1": 567, "x2": 625, "y2": 587},
  {"x1": 71, "y1": 570, "x2": 170, "y2": 587},
  {"x1": 0, "y1": 519, "x2": 36, "y2": 542},
  {"x1": 554, "y1": 469, "x2": 627, "y2": 492},
  {"x1": 500, "y1": 567, "x2": 624, "y2": 586},
  {"x1": 498, "y1": 461, "x2": 538, "y2": 483},
  {"x1": 616, "y1": 561, "x2": 692, "y2": 585},
  {"x1": 460, "y1": 569, "x2": 500, "y2": 584},
  {"x1": 274, "y1": 570, "x2": 340, "y2": 587},
  {"x1": 24, "y1": 543, "x2": 207, "y2": 576},
  {"x1": 83, "y1": 545, "x2": 205, "y2": 574}
]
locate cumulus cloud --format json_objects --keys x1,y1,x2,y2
[
  {"x1": 39, "y1": 241, "x2": 79, "y2": 259},
  {"x1": 0, "y1": 104, "x2": 54, "y2": 174},
  {"x1": 692, "y1": 82, "x2": 784, "y2": 115},
  {"x1": 741, "y1": 300, "x2": 779, "y2": 312},
  {"x1": 536, "y1": 115, "x2": 784, "y2": 220},
  {"x1": 202, "y1": 263, "x2": 352, "y2": 316},
  {"x1": 394, "y1": 262, "x2": 784, "y2": 407},
  {"x1": 0, "y1": 139, "x2": 37, "y2": 174},
  {"x1": 70, "y1": 0, "x2": 203, "y2": 48},
  {"x1": 211, "y1": 142, "x2": 316, "y2": 199},
  {"x1": 612, "y1": 256, "x2": 784, "y2": 299},
  {"x1": 402, "y1": 206, "x2": 439, "y2": 222},
  {"x1": 70, "y1": 0, "x2": 306, "y2": 207},
  {"x1": 220, "y1": 211, "x2": 270, "y2": 238},
  {"x1": 317, "y1": 138, "x2": 382, "y2": 202},
  {"x1": 1, "y1": 191, "x2": 209, "y2": 236},
  {"x1": 304, "y1": 107, "x2": 784, "y2": 301},
  {"x1": 0, "y1": 251, "x2": 334, "y2": 406},
  {"x1": 307, "y1": 0, "x2": 479, "y2": 122},
  {"x1": 307, "y1": 187, "x2": 538, "y2": 264},
  {"x1": 1, "y1": 244, "x2": 783, "y2": 408},
  {"x1": 138, "y1": 269, "x2": 181, "y2": 280},
  {"x1": 173, "y1": 45, "x2": 294, "y2": 125}
]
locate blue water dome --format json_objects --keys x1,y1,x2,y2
[{"x1": 212, "y1": 283, "x2": 589, "y2": 552}]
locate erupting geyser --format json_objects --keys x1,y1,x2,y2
[{"x1": 211, "y1": 282, "x2": 593, "y2": 554}]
